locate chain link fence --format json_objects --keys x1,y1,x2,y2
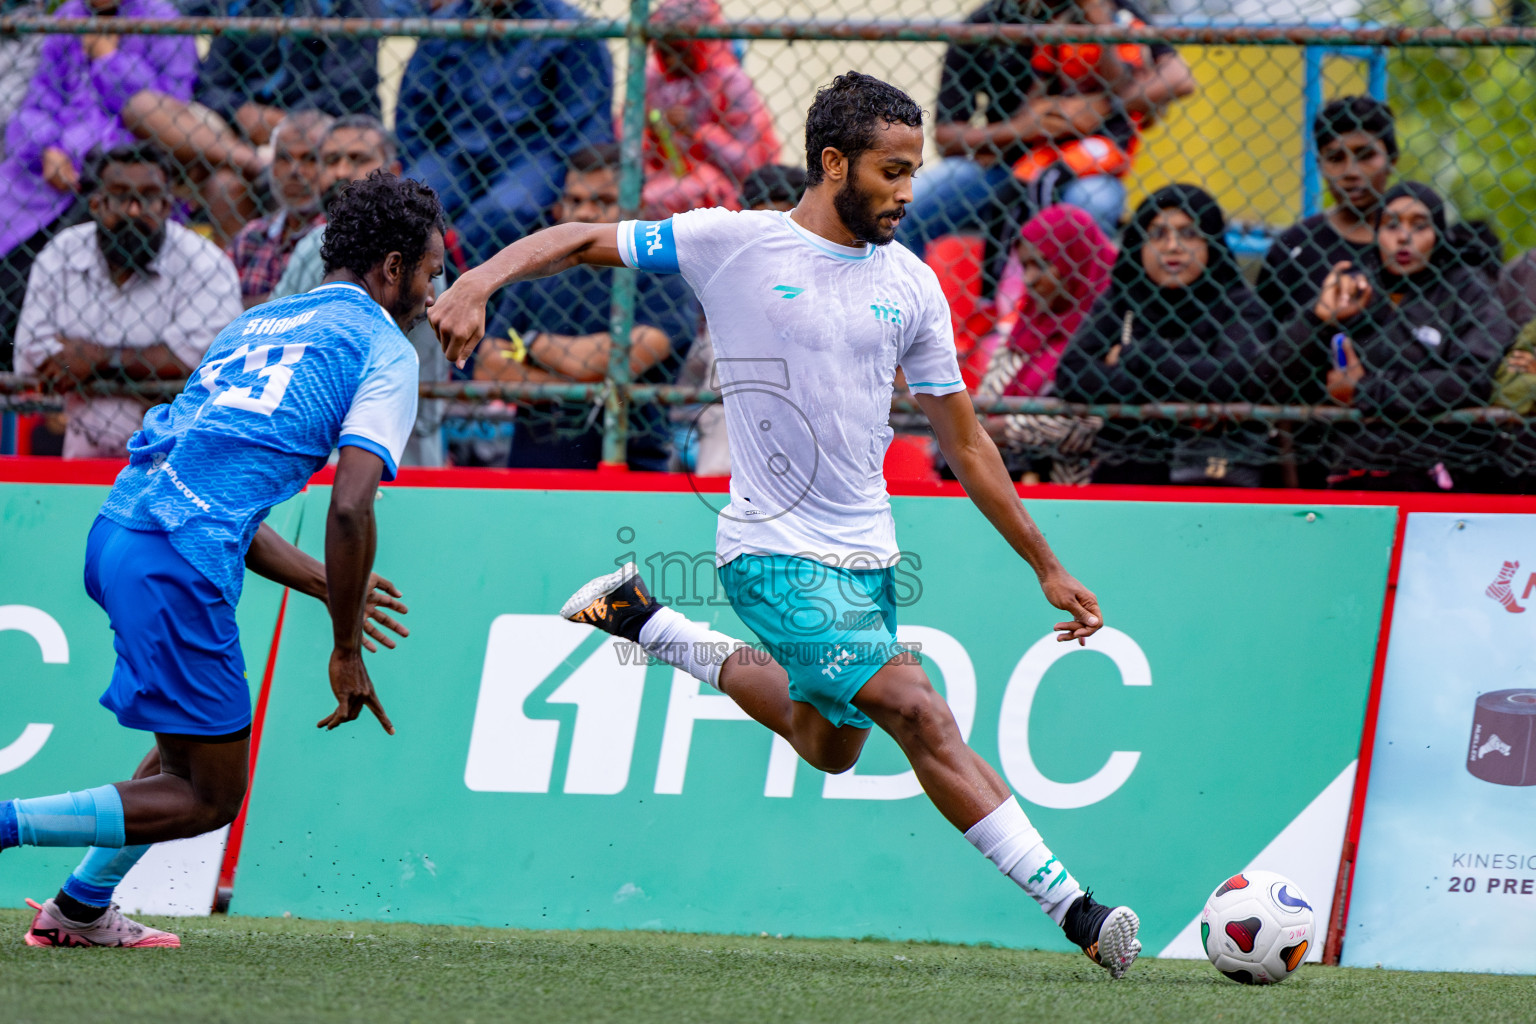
[{"x1": 1, "y1": 1, "x2": 1534, "y2": 489}]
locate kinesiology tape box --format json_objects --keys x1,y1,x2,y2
[{"x1": 1466, "y1": 689, "x2": 1536, "y2": 787}]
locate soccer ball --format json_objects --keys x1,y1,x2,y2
[{"x1": 1200, "y1": 869, "x2": 1316, "y2": 985}]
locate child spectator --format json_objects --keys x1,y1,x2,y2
[
  {"x1": 979, "y1": 205, "x2": 1115, "y2": 484},
  {"x1": 395, "y1": 0, "x2": 615, "y2": 264},
  {"x1": 1257, "y1": 96, "x2": 1397, "y2": 323},
  {"x1": 1275, "y1": 181, "x2": 1510, "y2": 490},
  {"x1": 988, "y1": 205, "x2": 1116, "y2": 400},
  {"x1": 641, "y1": 0, "x2": 780, "y2": 217},
  {"x1": 1057, "y1": 185, "x2": 1277, "y2": 486}
]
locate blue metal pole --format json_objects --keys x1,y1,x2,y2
[{"x1": 1302, "y1": 45, "x2": 1323, "y2": 217}]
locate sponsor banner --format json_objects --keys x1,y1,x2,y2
[
  {"x1": 234, "y1": 488, "x2": 1392, "y2": 953},
  {"x1": 0, "y1": 483, "x2": 298, "y2": 915},
  {"x1": 1344, "y1": 512, "x2": 1536, "y2": 974}
]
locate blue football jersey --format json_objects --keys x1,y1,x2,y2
[{"x1": 100, "y1": 282, "x2": 419, "y2": 605}]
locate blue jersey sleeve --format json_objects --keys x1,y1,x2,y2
[
  {"x1": 338, "y1": 333, "x2": 419, "y2": 480},
  {"x1": 617, "y1": 219, "x2": 680, "y2": 274}
]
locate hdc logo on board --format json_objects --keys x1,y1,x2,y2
[
  {"x1": 0, "y1": 605, "x2": 67, "y2": 775},
  {"x1": 463, "y1": 615, "x2": 1151, "y2": 809}
]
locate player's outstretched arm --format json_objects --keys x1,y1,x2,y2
[
  {"x1": 244, "y1": 523, "x2": 409, "y2": 653},
  {"x1": 431, "y1": 222, "x2": 625, "y2": 367},
  {"x1": 916, "y1": 390, "x2": 1103, "y2": 645},
  {"x1": 319, "y1": 446, "x2": 395, "y2": 734}
]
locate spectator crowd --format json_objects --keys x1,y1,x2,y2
[{"x1": 2, "y1": 0, "x2": 1535, "y2": 491}]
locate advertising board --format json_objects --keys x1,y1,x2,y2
[
  {"x1": 1343, "y1": 512, "x2": 1536, "y2": 974},
  {"x1": 234, "y1": 488, "x2": 1392, "y2": 954}
]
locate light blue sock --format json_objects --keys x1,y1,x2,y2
[
  {"x1": 61, "y1": 845, "x2": 152, "y2": 908},
  {"x1": 10, "y1": 785, "x2": 126, "y2": 848}
]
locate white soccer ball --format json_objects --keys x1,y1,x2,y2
[{"x1": 1200, "y1": 869, "x2": 1317, "y2": 985}]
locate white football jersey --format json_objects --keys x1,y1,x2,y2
[{"x1": 619, "y1": 208, "x2": 964, "y2": 567}]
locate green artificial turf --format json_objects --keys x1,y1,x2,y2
[{"x1": 0, "y1": 909, "x2": 1527, "y2": 1024}]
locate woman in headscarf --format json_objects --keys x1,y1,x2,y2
[
  {"x1": 641, "y1": 0, "x2": 781, "y2": 216},
  {"x1": 1276, "y1": 180, "x2": 1509, "y2": 490},
  {"x1": 978, "y1": 204, "x2": 1115, "y2": 484},
  {"x1": 1056, "y1": 184, "x2": 1279, "y2": 485}
]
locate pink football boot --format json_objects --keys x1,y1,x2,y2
[{"x1": 23, "y1": 897, "x2": 180, "y2": 948}]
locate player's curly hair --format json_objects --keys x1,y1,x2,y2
[
  {"x1": 321, "y1": 171, "x2": 446, "y2": 279},
  {"x1": 803, "y1": 72, "x2": 924, "y2": 187}
]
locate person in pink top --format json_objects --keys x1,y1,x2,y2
[
  {"x1": 641, "y1": 0, "x2": 781, "y2": 216},
  {"x1": 978, "y1": 204, "x2": 1115, "y2": 483}
]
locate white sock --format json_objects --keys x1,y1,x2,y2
[
  {"x1": 964, "y1": 796, "x2": 1085, "y2": 926},
  {"x1": 637, "y1": 607, "x2": 748, "y2": 690}
]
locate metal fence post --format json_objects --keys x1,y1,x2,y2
[{"x1": 603, "y1": 0, "x2": 651, "y2": 468}]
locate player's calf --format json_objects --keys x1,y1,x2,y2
[
  {"x1": 561, "y1": 564, "x2": 865, "y2": 770},
  {"x1": 855, "y1": 666, "x2": 1141, "y2": 979}
]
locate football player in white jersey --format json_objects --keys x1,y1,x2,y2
[{"x1": 432, "y1": 72, "x2": 1140, "y2": 978}]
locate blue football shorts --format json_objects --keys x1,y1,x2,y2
[{"x1": 84, "y1": 516, "x2": 251, "y2": 737}]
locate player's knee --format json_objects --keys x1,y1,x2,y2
[
  {"x1": 192, "y1": 784, "x2": 247, "y2": 833},
  {"x1": 880, "y1": 683, "x2": 952, "y2": 749},
  {"x1": 807, "y1": 743, "x2": 860, "y2": 776}
]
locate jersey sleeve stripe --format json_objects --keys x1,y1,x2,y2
[
  {"x1": 337, "y1": 433, "x2": 399, "y2": 481},
  {"x1": 617, "y1": 221, "x2": 639, "y2": 269},
  {"x1": 906, "y1": 379, "x2": 964, "y2": 389}
]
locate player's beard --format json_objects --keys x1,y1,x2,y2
[
  {"x1": 390, "y1": 277, "x2": 429, "y2": 332},
  {"x1": 834, "y1": 176, "x2": 902, "y2": 246}
]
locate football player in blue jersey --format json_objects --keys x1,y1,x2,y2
[{"x1": 1, "y1": 172, "x2": 445, "y2": 948}]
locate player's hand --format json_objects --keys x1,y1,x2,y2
[
  {"x1": 360, "y1": 573, "x2": 409, "y2": 653},
  {"x1": 319, "y1": 648, "x2": 394, "y2": 734},
  {"x1": 1040, "y1": 568, "x2": 1103, "y2": 645},
  {"x1": 429, "y1": 270, "x2": 492, "y2": 369}
]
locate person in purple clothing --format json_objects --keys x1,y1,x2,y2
[
  {"x1": 0, "y1": 0, "x2": 274, "y2": 368},
  {"x1": 0, "y1": 0, "x2": 194, "y2": 369}
]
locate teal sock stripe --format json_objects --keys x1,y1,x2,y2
[
  {"x1": 62, "y1": 845, "x2": 152, "y2": 907},
  {"x1": 12, "y1": 785, "x2": 126, "y2": 848}
]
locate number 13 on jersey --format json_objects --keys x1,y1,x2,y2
[{"x1": 199, "y1": 342, "x2": 308, "y2": 417}]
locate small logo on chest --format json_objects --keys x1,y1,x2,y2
[
  {"x1": 870, "y1": 300, "x2": 903, "y2": 325},
  {"x1": 772, "y1": 285, "x2": 805, "y2": 299}
]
